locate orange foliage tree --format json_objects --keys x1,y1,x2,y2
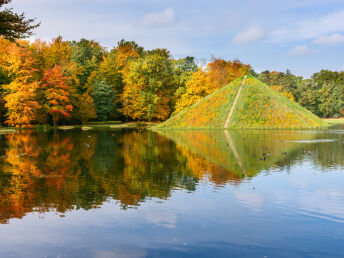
[
  {"x1": 41, "y1": 65, "x2": 73, "y2": 126},
  {"x1": 30, "y1": 37, "x2": 81, "y2": 88},
  {"x1": 0, "y1": 38, "x2": 40, "y2": 127}
]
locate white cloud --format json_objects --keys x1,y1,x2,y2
[
  {"x1": 143, "y1": 8, "x2": 175, "y2": 27},
  {"x1": 232, "y1": 26, "x2": 265, "y2": 44},
  {"x1": 313, "y1": 33, "x2": 344, "y2": 45},
  {"x1": 288, "y1": 45, "x2": 312, "y2": 56},
  {"x1": 272, "y1": 10, "x2": 344, "y2": 42}
]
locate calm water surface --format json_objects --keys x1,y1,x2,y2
[{"x1": 0, "y1": 127, "x2": 343, "y2": 257}]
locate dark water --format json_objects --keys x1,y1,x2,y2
[{"x1": 0, "y1": 127, "x2": 343, "y2": 258}]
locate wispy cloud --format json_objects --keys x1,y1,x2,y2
[
  {"x1": 232, "y1": 26, "x2": 265, "y2": 45},
  {"x1": 313, "y1": 33, "x2": 344, "y2": 45},
  {"x1": 288, "y1": 45, "x2": 312, "y2": 56},
  {"x1": 143, "y1": 8, "x2": 175, "y2": 27},
  {"x1": 272, "y1": 10, "x2": 344, "y2": 42}
]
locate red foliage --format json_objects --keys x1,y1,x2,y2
[{"x1": 41, "y1": 65, "x2": 73, "y2": 125}]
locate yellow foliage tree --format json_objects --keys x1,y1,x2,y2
[
  {"x1": 121, "y1": 50, "x2": 174, "y2": 121},
  {"x1": 0, "y1": 38, "x2": 40, "y2": 127}
]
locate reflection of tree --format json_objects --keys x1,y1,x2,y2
[
  {"x1": 177, "y1": 146, "x2": 242, "y2": 186},
  {"x1": 0, "y1": 132, "x2": 42, "y2": 223},
  {"x1": 0, "y1": 128, "x2": 342, "y2": 223},
  {"x1": 44, "y1": 136, "x2": 73, "y2": 189},
  {"x1": 117, "y1": 130, "x2": 198, "y2": 207},
  {"x1": 0, "y1": 129, "x2": 199, "y2": 222}
]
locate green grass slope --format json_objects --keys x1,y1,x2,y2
[{"x1": 154, "y1": 76, "x2": 328, "y2": 129}]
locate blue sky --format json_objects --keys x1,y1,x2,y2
[{"x1": 8, "y1": 0, "x2": 344, "y2": 77}]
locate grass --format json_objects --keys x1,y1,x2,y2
[
  {"x1": 229, "y1": 77, "x2": 327, "y2": 129},
  {"x1": 154, "y1": 76, "x2": 328, "y2": 130},
  {"x1": 154, "y1": 79, "x2": 241, "y2": 129},
  {"x1": 323, "y1": 118, "x2": 344, "y2": 124},
  {"x1": 0, "y1": 128, "x2": 16, "y2": 134}
]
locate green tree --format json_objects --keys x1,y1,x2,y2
[
  {"x1": 312, "y1": 70, "x2": 344, "y2": 117},
  {"x1": 90, "y1": 80, "x2": 115, "y2": 121},
  {"x1": 297, "y1": 79, "x2": 320, "y2": 116},
  {"x1": 70, "y1": 39, "x2": 104, "y2": 92},
  {"x1": 259, "y1": 70, "x2": 301, "y2": 100},
  {"x1": 0, "y1": 0, "x2": 40, "y2": 41}
]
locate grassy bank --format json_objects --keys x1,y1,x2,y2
[{"x1": 323, "y1": 118, "x2": 344, "y2": 124}]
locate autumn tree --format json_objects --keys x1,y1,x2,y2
[
  {"x1": 173, "y1": 56, "x2": 198, "y2": 111},
  {"x1": 122, "y1": 49, "x2": 175, "y2": 121},
  {"x1": 87, "y1": 40, "x2": 143, "y2": 119},
  {"x1": 41, "y1": 65, "x2": 73, "y2": 126},
  {"x1": 0, "y1": 65, "x2": 10, "y2": 124},
  {"x1": 0, "y1": 0, "x2": 40, "y2": 41},
  {"x1": 73, "y1": 92, "x2": 97, "y2": 124},
  {"x1": 0, "y1": 38, "x2": 40, "y2": 127},
  {"x1": 29, "y1": 36, "x2": 81, "y2": 87}
]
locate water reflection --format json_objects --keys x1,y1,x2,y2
[{"x1": 0, "y1": 127, "x2": 343, "y2": 224}]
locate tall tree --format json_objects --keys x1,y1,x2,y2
[
  {"x1": 0, "y1": 38, "x2": 39, "y2": 127},
  {"x1": 122, "y1": 50, "x2": 175, "y2": 121},
  {"x1": 70, "y1": 39, "x2": 104, "y2": 91},
  {"x1": 41, "y1": 65, "x2": 73, "y2": 126},
  {"x1": 0, "y1": 0, "x2": 40, "y2": 41},
  {"x1": 73, "y1": 93, "x2": 97, "y2": 124},
  {"x1": 90, "y1": 80, "x2": 115, "y2": 121},
  {"x1": 173, "y1": 56, "x2": 198, "y2": 108}
]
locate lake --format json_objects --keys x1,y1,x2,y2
[{"x1": 0, "y1": 126, "x2": 343, "y2": 257}]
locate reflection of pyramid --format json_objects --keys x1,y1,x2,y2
[
  {"x1": 157, "y1": 130, "x2": 317, "y2": 177},
  {"x1": 154, "y1": 76, "x2": 327, "y2": 129}
]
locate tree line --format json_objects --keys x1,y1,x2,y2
[
  {"x1": 0, "y1": 36, "x2": 252, "y2": 127},
  {"x1": 0, "y1": 36, "x2": 343, "y2": 128},
  {"x1": 1, "y1": 0, "x2": 343, "y2": 128}
]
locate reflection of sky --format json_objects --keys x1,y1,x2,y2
[
  {"x1": 0, "y1": 128, "x2": 343, "y2": 257},
  {"x1": 1, "y1": 164, "x2": 344, "y2": 257}
]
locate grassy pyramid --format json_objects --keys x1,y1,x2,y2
[{"x1": 154, "y1": 76, "x2": 328, "y2": 129}]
